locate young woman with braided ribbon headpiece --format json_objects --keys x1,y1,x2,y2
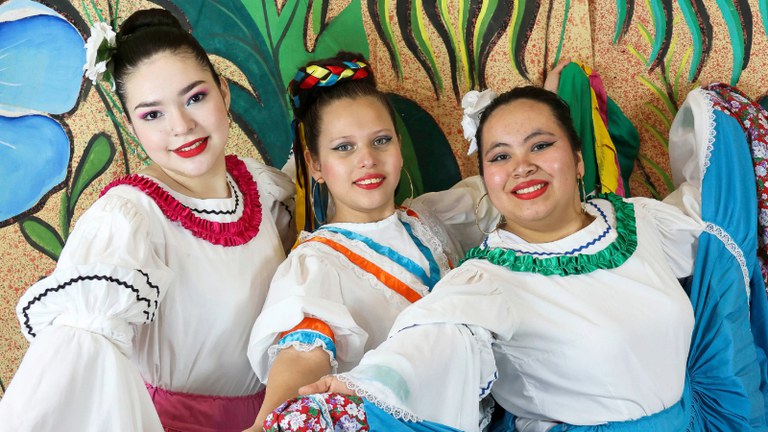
[
  {"x1": 244, "y1": 52, "x2": 494, "y2": 430},
  {"x1": 0, "y1": 9, "x2": 295, "y2": 431},
  {"x1": 294, "y1": 84, "x2": 768, "y2": 431}
]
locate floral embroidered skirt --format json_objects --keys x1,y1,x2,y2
[{"x1": 264, "y1": 393, "x2": 369, "y2": 431}]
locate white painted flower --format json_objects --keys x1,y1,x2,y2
[
  {"x1": 461, "y1": 89, "x2": 498, "y2": 155},
  {"x1": 83, "y1": 21, "x2": 117, "y2": 88}
]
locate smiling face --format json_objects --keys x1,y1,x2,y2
[
  {"x1": 308, "y1": 95, "x2": 403, "y2": 223},
  {"x1": 480, "y1": 98, "x2": 585, "y2": 242},
  {"x1": 123, "y1": 51, "x2": 231, "y2": 191}
]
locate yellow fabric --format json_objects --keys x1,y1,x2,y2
[
  {"x1": 294, "y1": 121, "x2": 309, "y2": 248},
  {"x1": 304, "y1": 61, "x2": 367, "y2": 84},
  {"x1": 576, "y1": 62, "x2": 621, "y2": 194}
]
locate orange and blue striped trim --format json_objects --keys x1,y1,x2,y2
[
  {"x1": 278, "y1": 317, "x2": 337, "y2": 358},
  {"x1": 303, "y1": 236, "x2": 424, "y2": 303}
]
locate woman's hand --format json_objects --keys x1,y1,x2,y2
[
  {"x1": 544, "y1": 58, "x2": 571, "y2": 93},
  {"x1": 298, "y1": 375, "x2": 354, "y2": 396}
]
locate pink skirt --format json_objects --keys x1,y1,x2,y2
[{"x1": 145, "y1": 383, "x2": 265, "y2": 432}]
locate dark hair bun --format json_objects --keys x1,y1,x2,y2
[{"x1": 118, "y1": 8, "x2": 183, "y2": 40}]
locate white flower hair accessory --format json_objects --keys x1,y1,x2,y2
[
  {"x1": 461, "y1": 89, "x2": 498, "y2": 155},
  {"x1": 83, "y1": 22, "x2": 117, "y2": 89}
]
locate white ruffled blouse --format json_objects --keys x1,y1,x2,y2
[
  {"x1": 0, "y1": 156, "x2": 295, "y2": 431},
  {"x1": 338, "y1": 196, "x2": 703, "y2": 432},
  {"x1": 248, "y1": 176, "x2": 494, "y2": 381}
]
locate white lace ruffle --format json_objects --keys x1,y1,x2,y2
[
  {"x1": 267, "y1": 340, "x2": 339, "y2": 373},
  {"x1": 398, "y1": 206, "x2": 456, "y2": 276},
  {"x1": 704, "y1": 222, "x2": 751, "y2": 302},
  {"x1": 701, "y1": 89, "x2": 717, "y2": 180},
  {"x1": 335, "y1": 373, "x2": 424, "y2": 423}
]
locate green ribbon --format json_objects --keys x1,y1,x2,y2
[{"x1": 460, "y1": 193, "x2": 637, "y2": 276}]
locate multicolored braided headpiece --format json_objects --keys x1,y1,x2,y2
[
  {"x1": 289, "y1": 60, "x2": 369, "y2": 113},
  {"x1": 288, "y1": 56, "x2": 373, "y2": 234}
]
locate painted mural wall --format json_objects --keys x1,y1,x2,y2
[{"x1": 0, "y1": 0, "x2": 767, "y2": 395}]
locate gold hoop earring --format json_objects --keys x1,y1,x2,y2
[
  {"x1": 309, "y1": 179, "x2": 327, "y2": 226},
  {"x1": 400, "y1": 168, "x2": 415, "y2": 203},
  {"x1": 475, "y1": 193, "x2": 500, "y2": 236},
  {"x1": 577, "y1": 175, "x2": 587, "y2": 214}
]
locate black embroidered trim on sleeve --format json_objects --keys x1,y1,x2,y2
[
  {"x1": 137, "y1": 269, "x2": 161, "y2": 321},
  {"x1": 21, "y1": 274, "x2": 158, "y2": 338}
]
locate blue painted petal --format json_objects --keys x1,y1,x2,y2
[
  {"x1": 0, "y1": 115, "x2": 70, "y2": 222},
  {"x1": 0, "y1": 14, "x2": 85, "y2": 114},
  {"x1": 0, "y1": 0, "x2": 61, "y2": 16}
]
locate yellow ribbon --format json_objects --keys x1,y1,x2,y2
[{"x1": 576, "y1": 62, "x2": 620, "y2": 194}]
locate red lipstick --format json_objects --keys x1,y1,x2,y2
[
  {"x1": 511, "y1": 180, "x2": 548, "y2": 200},
  {"x1": 173, "y1": 137, "x2": 208, "y2": 158},
  {"x1": 354, "y1": 174, "x2": 385, "y2": 190}
]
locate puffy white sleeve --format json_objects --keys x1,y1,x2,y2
[
  {"x1": 248, "y1": 247, "x2": 368, "y2": 381},
  {"x1": 339, "y1": 323, "x2": 496, "y2": 431},
  {"x1": 630, "y1": 197, "x2": 703, "y2": 279},
  {"x1": 0, "y1": 192, "x2": 173, "y2": 431},
  {"x1": 245, "y1": 158, "x2": 297, "y2": 254},
  {"x1": 336, "y1": 266, "x2": 513, "y2": 431},
  {"x1": 408, "y1": 175, "x2": 499, "y2": 254},
  {"x1": 663, "y1": 87, "x2": 708, "y2": 228}
]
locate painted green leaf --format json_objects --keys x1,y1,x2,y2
[
  {"x1": 554, "y1": 0, "x2": 571, "y2": 66},
  {"x1": 613, "y1": 0, "x2": 635, "y2": 43},
  {"x1": 311, "y1": 0, "x2": 369, "y2": 60},
  {"x1": 396, "y1": 0, "x2": 441, "y2": 94},
  {"x1": 310, "y1": 0, "x2": 329, "y2": 37},
  {"x1": 634, "y1": 171, "x2": 662, "y2": 199},
  {"x1": 367, "y1": 0, "x2": 403, "y2": 78},
  {"x1": 411, "y1": 0, "x2": 443, "y2": 93},
  {"x1": 645, "y1": 0, "x2": 673, "y2": 71},
  {"x1": 509, "y1": 0, "x2": 540, "y2": 80},
  {"x1": 762, "y1": 0, "x2": 768, "y2": 40},
  {"x1": 463, "y1": 0, "x2": 482, "y2": 88},
  {"x1": 714, "y1": 0, "x2": 749, "y2": 84},
  {"x1": 174, "y1": 0, "x2": 294, "y2": 166},
  {"x1": 19, "y1": 216, "x2": 64, "y2": 262},
  {"x1": 68, "y1": 134, "x2": 116, "y2": 217},
  {"x1": 423, "y1": 0, "x2": 461, "y2": 99},
  {"x1": 678, "y1": 0, "x2": 713, "y2": 82},
  {"x1": 434, "y1": 0, "x2": 468, "y2": 95},
  {"x1": 476, "y1": 0, "x2": 512, "y2": 87},
  {"x1": 639, "y1": 153, "x2": 674, "y2": 191},
  {"x1": 388, "y1": 94, "x2": 461, "y2": 195}
]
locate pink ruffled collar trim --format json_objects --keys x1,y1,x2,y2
[{"x1": 101, "y1": 155, "x2": 262, "y2": 247}]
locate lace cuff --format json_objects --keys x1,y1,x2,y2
[
  {"x1": 268, "y1": 329, "x2": 339, "y2": 372},
  {"x1": 335, "y1": 373, "x2": 423, "y2": 422}
]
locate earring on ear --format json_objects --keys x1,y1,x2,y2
[
  {"x1": 577, "y1": 175, "x2": 587, "y2": 214},
  {"x1": 475, "y1": 193, "x2": 501, "y2": 236},
  {"x1": 310, "y1": 179, "x2": 328, "y2": 226},
  {"x1": 400, "y1": 168, "x2": 415, "y2": 203}
]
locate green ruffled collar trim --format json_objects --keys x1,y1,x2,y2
[{"x1": 459, "y1": 193, "x2": 637, "y2": 276}]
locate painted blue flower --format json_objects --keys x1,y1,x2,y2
[{"x1": 0, "y1": 0, "x2": 84, "y2": 224}]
